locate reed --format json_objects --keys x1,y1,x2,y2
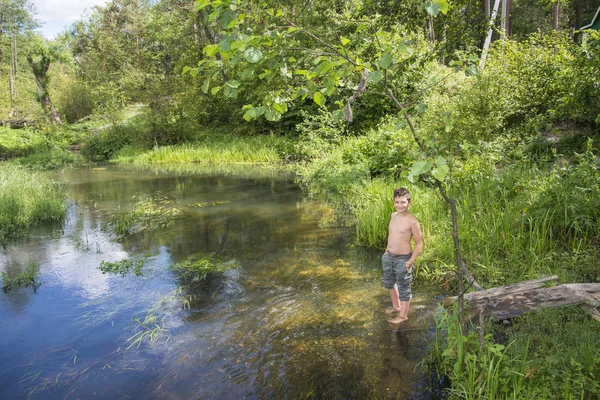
[{"x1": 0, "y1": 163, "x2": 67, "y2": 242}]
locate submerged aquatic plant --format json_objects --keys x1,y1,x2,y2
[
  {"x1": 98, "y1": 259, "x2": 144, "y2": 276},
  {"x1": 1, "y1": 263, "x2": 41, "y2": 292},
  {"x1": 110, "y1": 193, "x2": 184, "y2": 237},
  {"x1": 171, "y1": 254, "x2": 239, "y2": 286}
]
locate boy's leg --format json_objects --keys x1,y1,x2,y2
[
  {"x1": 399, "y1": 300, "x2": 410, "y2": 319},
  {"x1": 388, "y1": 286, "x2": 401, "y2": 311}
]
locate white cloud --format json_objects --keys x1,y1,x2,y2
[{"x1": 32, "y1": 0, "x2": 109, "y2": 38}]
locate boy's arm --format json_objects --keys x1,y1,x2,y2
[{"x1": 407, "y1": 220, "x2": 423, "y2": 270}]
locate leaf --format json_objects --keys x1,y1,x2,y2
[
  {"x1": 431, "y1": 164, "x2": 450, "y2": 181},
  {"x1": 367, "y1": 70, "x2": 383, "y2": 83},
  {"x1": 378, "y1": 53, "x2": 393, "y2": 69},
  {"x1": 211, "y1": 86, "x2": 221, "y2": 95},
  {"x1": 424, "y1": 0, "x2": 449, "y2": 16},
  {"x1": 243, "y1": 106, "x2": 266, "y2": 121},
  {"x1": 414, "y1": 103, "x2": 426, "y2": 113},
  {"x1": 204, "y1": 44, "x2": 220, "y2": 57},
  {"x1": 243, "y1": 47, "x2": 263, "y2": 63},
  {"x1": 313, "y1": 92, "x2": 326, "y2": 106},
  {"x1": 273, "y1": 102, "x2": 288, "y2": 114},
  {"x1": 264, "y1": 108, "x2": 282, "y2": 121},
  {"x1": 201, "y1": 77, "x2": 211, "y2": 94},
  {"x1": 194, "y1": 0, "x2": 212, "y2": 12},
  {"x1": 287, "y1": 27, "x2": 298, "y2": 33},
  {"x1": 315, "y1": 60, "x2": 335, "y2": 75},
  {"x1": 410, "y1": 161, "x2": 432, "y2": 176},
  {"x1": 434, "y1": 155, "x2": 447, "y2": 166},
  {"x1": 340, "y1": 37, "x2": 350, "y2": 46},
  {"x1": 182, "y1": 66, "x2": 192, "y2": 75},
  {"x1": 332, "y1": 110, "x2": 344, "y2": 122},
  {"x1": 225, "y1": 80, "x2": 241, "y2": 88},
  {"x1": 219, "y1": 11, "x2": 236, "y2": 29}
]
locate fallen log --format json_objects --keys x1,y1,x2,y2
[
  {"x1": 0, "y1": 119, "x2": 36, "y2": 128},
  {"x1": 442, "y1": 275, "x2": 559, "y2": 306}
]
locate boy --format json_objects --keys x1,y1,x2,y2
[{"x1": 382, "y1": 187, "x2": 423, "y2": 324}]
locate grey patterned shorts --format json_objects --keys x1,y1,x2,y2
[{"x1": 382, "y1": 252, "x2": 413, "y2": 301}]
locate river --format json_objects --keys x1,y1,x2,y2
[{"x1": 0, "y1": 164, "x2": 439, "y2": 399}]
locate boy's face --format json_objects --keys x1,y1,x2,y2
[{"x1": 393, "y1": 195, "x2": 410, "y2": 213}]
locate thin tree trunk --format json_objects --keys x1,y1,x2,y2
[
  {"x1": 484, "y1": 0, "x2": 490, "y2": 18},
  {"x1": 28, "y1": 55, "x2": 62, "y2": 124},
  {"x1": 552, "y1": 1, "x2": 559, "y2": 31},
  {"x1": 479, "y1": 0, "x2": 502, "y2": 69}
]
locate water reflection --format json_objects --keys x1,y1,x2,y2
[{"x1": 0, "y1": 164, "x2": 437, "y2": 399}]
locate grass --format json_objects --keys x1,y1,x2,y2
[
  {"x1": 0, "y1": 163, "x2": 67, "y2": 243},
  {"x1": 129, "y1": 137, "x2": 285, "y2": 165}
]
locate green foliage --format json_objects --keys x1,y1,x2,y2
[
  {"x1": 98, "y1": 259, "x2": 144, "y2": 276},
  {"x1": 110, "y1": 193, "x2": 184, "y2": 237},
  {"x1": 81, "y1": 122, "x2": 148, "y2": 160},
  {"x1": 421, "y1": 306, "x2": 530, "y2": 399},
  {"x1": 0, "y1": 127, "x2": 50, "y2": 159},
  {"x1": 0, "y1": 163, "x2": 66, "y2": 243},
  {"x1": 54, "y1": 81, "x2": 94, "y2": 123},
  {"x1": 171, "y1": 254, "x2": 239, "y2": 286},
  {"x1": 1, "y1": 263, "x2": 41, "y2": 292},
  {"x1": 13, "y1": 148, "x2": 80, "y2": 169}
]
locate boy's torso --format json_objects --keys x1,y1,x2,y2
[{"x1": 387, "y1": 212, "x2": 415, "y2": 254}]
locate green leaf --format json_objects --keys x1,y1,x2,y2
[
  {"x1": 424, "y1": 0, "x2": 449, "y2": 16},
  {"x1": 219, "y1": 11, "x2": 236, "y2": 29},
  {"x1": 313, "y1": 92, "x2": 326, "y2": 106},
  {"x1": 378, "y1": 53, "x2": 393, "y2": 69},
  {"x1": 211, "y1": 86, "x2": 221, "y2": 95},
  {"x1": 264, "y1": 108, "x2": 282, "y2": 121},
  {"x1": 332, "y1": 110, "x2": 344, "y2": 122},
  {"x1": 434, "y1": 156, "x2": 447, "y2": 166},
  {"x1": 182, "y1": 66, "x2": 192, "y2": 75},
  {"x1": 204, "y1": 44, "x2": 220, "y2": 57},
  {"x1": 243, "y1": 47, "x2": 263, "y2": 63},
  {"x1": 431, "y1": 164, "x2": 450, "y2": 181},
  {"x1": 194, "y1": 0, "x2": 212, "y2": 12},
  {"x1": 273, "y1": 102, "x2": 288, "y2": 114},
  {"x1": 340, "y1": 37, "x2": 351, "y2": 46},
  {"x1": 287, "y1": 27, "x2": 298, "y2": 33},
  {"x1": 225, "y1": 80, "x2": 241, "y2": 88},
  {"x1": 315, "y1": 60, "x2": 335, "y2": 75},
  {"x1": 243, "y1": 106, "x2": 266, "y2": 121},
  {"x1": 189, "y1": 68, "x2": 199, "y2": 77},
  {"x1": 414, "y1": 103, "x2": 426, "y2": 113},
  {"x1": 201, "y1": 77, "x2": 211, "y2": 94},
  {"x1": 410, "y1": 161, "x2": 432, "y2": 176},
  {"x1": 367, "y1": 70, "x2": 383, "y2": 83}
]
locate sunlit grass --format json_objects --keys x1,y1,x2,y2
[
  {"x1": 122, "y1": 135, "x2": 291, "y2": 165},
  {"x1": 0, "y1": 163, "x2": 67, "y2": 242}
]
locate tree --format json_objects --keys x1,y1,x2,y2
[
  {"x1": 190, "y1": 0, "x2": 482, "y2": 318},
  {"x1": 26, "y1": 35, "x2": 68, "y2": 123},
  {"x1": 0, "y1": 0, "x2": 37, "y2": 117}
]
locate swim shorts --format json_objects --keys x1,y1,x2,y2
[{"x1": 382, "y1": 252, "x2": 413, "y2": 301}]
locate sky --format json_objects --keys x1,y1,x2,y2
[{"x1": 32, "y1": 0, "x2": 109, "y2": 39}]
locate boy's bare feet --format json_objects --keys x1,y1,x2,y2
[
  {"x1": 387, "y1": 315, "x2": 408, "y2": 324},
  {"x1": 385, "y1": 307, "x2": 402, "y2": 315}
]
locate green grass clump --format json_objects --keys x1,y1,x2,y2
[
  {"x1": 1, "y1": 264, "x2": 41, "y2": 292},
  {"x1": 0, "y1": 127, "x2": 49, "y2": 159},
  {"x1": 132, "y1": 138, "x2": 282, "y2": 165},
  {"x1": 171, "y1": 254, "x2": 239, "y2": 286},
  {"x1": 98, "y1": 259, "x2": 144, "y2": 276},
  {"x1": 0, "y1": 163, "x2": 67, "y2": 242},
  {"x1": 13, "y1": 148, "x2": 82, "y2": 170}
]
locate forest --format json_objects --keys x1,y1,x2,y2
[{"x1": 1, "y1": 0, "x2": 600, "y2": 398}]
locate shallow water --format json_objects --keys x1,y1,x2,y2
[{"x1": 0, "y1": 164, "x2": 439, "y2": 399}]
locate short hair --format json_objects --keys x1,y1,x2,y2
[{"x1": 393, "y1": 187, "x2": 411, "y2": 201}]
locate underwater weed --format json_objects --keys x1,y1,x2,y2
[
  {"x1": 98, "y1": 259, "x2": 144, "y2": 276},
  {"x1": 110, "y1": 193, "x2": 184, "y2": 237},
  {"x1": 1, "y1": 263, "x2": 41, "y2": 292},
  {"x1": 171, "y1": 254, "x2": 239, "y2": 286}
]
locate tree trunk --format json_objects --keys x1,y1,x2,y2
[
  {"x1": 480, "y1": 0, "x2": 502, "y2": 69},
  {"x1": 27, "y1": 55, "x2": 62, "y2": 124},
  {"x1": 552, "y1": 1, "x2": 559, "y2": 31},
  {"x1": 484, "y1": 0, "x2": 490, "y2": 18}
]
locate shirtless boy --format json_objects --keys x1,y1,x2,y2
[{"x1": 382, "y1": 187, "x2": 423, "y2": 324}]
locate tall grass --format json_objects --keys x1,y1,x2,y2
[
  {"x1": 0, "y1": 163, "x2": 67, "y2": 242},
  {"x1": 111, "y1": 134, "x2": 294, "y2": 165}
]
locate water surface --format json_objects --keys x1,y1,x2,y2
[{"x1": 0, "y1": 164, "x2": 437, "y2": 399}]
